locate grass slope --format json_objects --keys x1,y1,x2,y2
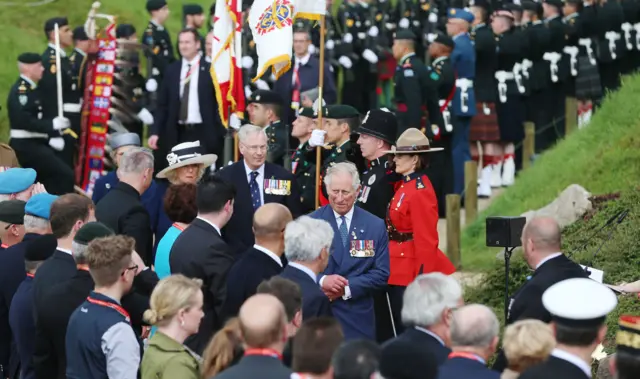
[
  {"x1": 0, "y1": 0, "x2": 212, "y2": 142},
  {"x1": 461, "y1": 74, "x2": 640, "y2": 271}
]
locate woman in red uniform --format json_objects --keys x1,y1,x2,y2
[{"x1": 384, "y1": 128, "x2": 456, "y2": 335}]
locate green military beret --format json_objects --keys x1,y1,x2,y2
[
  {"x1": 0, "y1": 200, "x2": 26, "y2": 225},
  {"x1": 325, "y1": 104, "x2": 360, "y2": 120},
  {"x1": 73, "y1": 222, "x2": 115, "y2": 245},
  {"x1": 18, "y1": 53, "x2": 41, "y2": 64},
  {"x1": 183, "y1": 4, "x2": 204, "y2": 15},
  {"x1": 394, "y1": 29, "x2": 417, "y2": 41},
  {"x1": 298, "y1": 107, "x2": 314, "y2": 118}
]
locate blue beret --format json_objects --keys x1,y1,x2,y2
[
  {"x1": 25, "y1": 193, "x2": 58, "y2": 220},
  {"x1": 0, "y1": 168, "x2": 37, "y2": 194},
  {"x1": 448, "y1": 8, "x2": 475, "y2": 23}
]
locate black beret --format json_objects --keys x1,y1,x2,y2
[
  {"x1": 522, "y1": 0, "x2": 542, "y2": 11},
  {"x1": 73, "y1": 26, "x2": 89, "y2": 41},
  {"x1": 298, "y1": 107, "x2": 314, "y2": 118},
  {"x1": 73, "y1": 222, "x2": 115, "y2": 245},
  {"x1": 146, "y1": 0, "x2": 168, "y2": 12},
  {"x1": 379, "y1": 341, "x2": 439, "y2": 379},
  {"x1": 325, "y1": 104, "x2": 360, "y2": 120},
  {"x1": 116, "y1": 24, "x2": 137, "y2": 39},
  {"x1": 358, "y1": 109, "x2": 398, "y2": 145},
  {"x1": 210, "y1": 2, "x2": 216, "y2": 14},
  {"x1": 18, "y1": 53, "x2": 41, "y2": 64},
  {"x1": 394, "y1": 29, "x2": 417, "y2": 40},
  {"x1": 434, "y1": 33, "x2": 455, "y2": 49},
  {"x1": 0, "y1": 200, "x2": 26, "y2": 224},
  {"x1": 44, "y1": 17, "x2": 68, "y2": 33},
  {"x1": 24, "y1": 234, "x2": 57, "y2": 262},
  {"x1": 248, "y1": 90, "x2": 284, "y2": 105},
  {"x1": 183, "y1": 4, "x2": 204, "y2": 15},
  {"x1": 504, "y1": 2, "x2": 523, "y2": 12}
]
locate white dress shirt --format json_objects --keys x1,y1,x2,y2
[
  {"x1": 535, "y1": 252, "x2": 563, "y2": 270},
  {"x1": 551, "y1": 349, "x2": 592, "y2": 378},
  {"x1": 254, "y1": 244, "x2": 283, "y2": 267},
  {"x1": 288, "y1": 262, "x2": 318, "y2": 283},
  {"x1": 196, "y1": 216, "x2": 221, "y2": 236},
  {"x1": 244, "y1": 161, "x2": 266, "y2": 205},
  {"x1": 57, "y1": 247, "x2": 73, "y2": 256},
  {"x1": 179, "y1": 56, "x2": 203, "y2": 124}
]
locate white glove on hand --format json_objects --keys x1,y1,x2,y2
[
  {"x1": 368, "y1": 26, "x2": 379, "y2": 37},
  {"x1": 343, "y1": 33, "x2": 353, "y2": 43},
  {"x1": 326, "y1": 39, "x2": 335, "y2": 50},
  {"x1": 49, "y1": 137, "x2": 65, "y2": 151},
  {"x1": 362, "y1": 49, "x2": 379, "y2": 64},
  {"x1": 255, "y1": 79, "x2": 270, "y2": 90},
  {"x1": 429, "y1": 12, "x2": 438, "y2": 23},
  {"x1": 427, "y1": 33, "x2": 437, "y2": 43},
  {"x1": 399, "y1": 18, "x2": 410, "y2": 29},
  {"x1": 309, "y1": 129, "x2": 327, "y2": 147},
  {"x1": 229, "y1": 113, "x2": 242, "y2": 130},
  {"x1": 146, "y1": 79, "x2": 158, "y2": 92},
  {"x1": 338, "y1": 56, "x2": 353, "y2": 69},
  {"x1": 385, "y1": 22, "x2": 396, "y2": 30},
  {"x1": 245, "y1": 85, "x2": 252, "y2": 99},
  {"x1": 308, "y1": 44, "x2": 317, "y2": 55},
  {"x1": 53, "y1": 116, "x2": 70, "y2": 131},
  {"x1": 137, "y1": 108, "x2": 154, "y2": 125},
  {"x1": 241, "y1": 56, "x2": 254, "y2": 69}
]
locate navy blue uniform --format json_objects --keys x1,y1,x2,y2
[{"x1": 9, "y1": 275, "x2": 36, "y2": 379}]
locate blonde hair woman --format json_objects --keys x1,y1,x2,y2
[
  {"x1": 141, "y1": 275, "x2": 205, "y2": 379},
  {"x1": 201, "y1": 318, "x2": 244, "y2": 378},
  {"x1": 501, "y1": 320, "x2": 556, "y2": 379}
]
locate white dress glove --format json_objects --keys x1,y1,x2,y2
[
  {"x1": 326, "y1": 39, "x2": 335, "y2": 50},
  {"x1": 427, "y1": 33, "x2": 437, "y2": 43},
  {"x1": 229, "y1": 113, "x2": 242, "y2": 130},
  {"x1": 255, "y1": 79, "x2": 270, "y2": 90},
  {"x1": 49, "y1": 137, "x2": 65, "y2": 151},
  {"x1": 385, "y1": 22, "x2": 396, "y2": 30},
  {"x1": 429, "y1": 12, "x2": 438, "y2": 23},
  {"x1": 343, "y1": 33, "x2": 353, "y2": 43},
  {"x1": 362, "y1": 49, "x2": 379, "y2": 64},
  {"x1": 53, "y1": 116, "x2": 70, "y2": 131},
  {"x1": 308, "y1": 129, "x2": 327, "y2": 147},
  {"x1": 368, "y1": 26, "x2": 379, "y2": 37},
  {"x1": 399, "y1": 18, "x2": 410, "y2": 29},
  {"x1": 244, "y1": 85, "x2": 252, "y2": 99},
  {"x1": 137, "y1": 108, "x2": 154, "y2": 125},
  {"x1": 241, "y1": 56, "x2": 254, "y2": 69},
  {"x1": 146, "y1": 78, "x2": 158, "y2": 92},
  {"x1": 338, "y1": 56, "x2": 353, "y2": 69}
]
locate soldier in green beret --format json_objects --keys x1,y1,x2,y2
[
  {"x1": 247, "y1": 90, "x2": 290, "y2": 167},
  {"x1": 291, "y1": 106, "x2": 318, "y2": 213}
]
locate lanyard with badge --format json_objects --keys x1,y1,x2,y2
[
  {"x1": 0, "y1": 243, "x2": 7, "y2": 249},
  {"x1": 448, "y1": 352, "x2": 486, "y2": 364},
  {"x1": 244, "y1": 348, "x2": 283, "y2": 360},
  {"x1": 86, "y1": 296, "x2": 131, "y2": 321}
]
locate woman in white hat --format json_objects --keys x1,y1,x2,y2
[
  {"x1": 152, "y1": 141, "x2": 217, "y2": 248},
  {"x1": 384, "y1": 128, "x2": 456, "y2": 333}
]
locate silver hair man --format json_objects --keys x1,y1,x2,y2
[
  {"x1": 238, "y1": 124, "x2": 268, "y2": 144},
  {"x1": 449, "y1": 304, "x2": 500, "y2": 362},
  {"x1": 23, "y1": 214, "x2": 50, "y2": 234},
  {"x1": 402, "y1": 273, "x2": 463, "y2": 328},
  {"x1": 323, "y1": 161, "x2": 360, "y2": 191},
  {"x1": 284, "y1": 216, "x2": 334, "y2": 263},
  {"x1": 117, "y1": 147, "x2": 154, "y2": 175}
]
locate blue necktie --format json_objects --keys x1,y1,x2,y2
[
  {"x1": 339, "y1": 215, "x2": 349, "y2": 247},
  {"x1": 250, "y1": 171, "x2": 261, "y2": 211}
]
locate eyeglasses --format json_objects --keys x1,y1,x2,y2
[
  {"x1": 122, "y1": 264, "x2": 138, "y2": 276},
  {"x1": 242, "y1": 144, "x2": 268, "y2": 153}
]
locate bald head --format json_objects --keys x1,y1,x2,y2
[
  {"x1": 451, "y1": 304, "x2": 499, "y2": 349},
  {"x1": 239, "y1": 294, "x2": 287, "y2": 348},
  {"x1": 523, "y1": 216, "x2": 561, "y2": 253},
  {"x1": 253, "y1": 203, "x2": 293, "y2": 238}
]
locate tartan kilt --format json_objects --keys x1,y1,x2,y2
[
  {"x1": 576, "y1": 56, "x2": 602, "y2": 101},
  {"x1": 470, "y1": 102, "x2": 501, "y2": 142}
]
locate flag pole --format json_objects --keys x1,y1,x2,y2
[{"x1": 315, "y1": 14, "x2": 326, "y2": 209}]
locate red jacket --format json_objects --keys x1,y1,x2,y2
[{"x1": 386, "y1": 173, "x2": 455, "y2": 286}]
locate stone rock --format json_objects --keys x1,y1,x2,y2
[
  {"x1": 596, "y1": 354, "x2": 614, "y2": 379},
  {"x1": 520, "y1": 184, "x2": 592, "y2": 229}
]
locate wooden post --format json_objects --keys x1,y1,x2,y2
[
  {"x1": 464, "y1": 161, "x2": 478, "y2": 226},
  {"x1": 565, "y1": 97, "x2": 578, "y2": 136},
  {"x1": 314, "y1": 15, "x2": 327, "y2": 209},
  {"x1": 523, "y1": 122, "x2": 535, "y2": 170},
  {"x1": 446, "y1": 194, "x2": 461, "y2": 269}
]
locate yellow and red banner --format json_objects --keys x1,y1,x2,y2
[{"x1": 211, "y1": 0, "x2": 246, "y2": 128}]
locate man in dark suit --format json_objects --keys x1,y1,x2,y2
[
  {"x1": 310, "y1": 162, "x2": 390, "y2": 340},
  {"x1": 214, "y1": 294, "x2": 293, "y2": 379},
  {"x1": 382, "y1": 273, "x2": 463, "y2": 366},
  {"x1": 216, "y1": 124, "x2": 302, "y2": 256},
  {"x1": 148, "y1": 28, "x2": 225, "y2": 173},
  {"x1": 170, "y1": 175, "x2": 236, "y2": 354},
  {"x1": 493, "y1": 217, "x2": 588, "y2": 371},
  {"x1": 280, "y1": 216, "x2": 333, "y2": 320},
  {"x1": 223, "y1": 203, "x2": 292, "y2": 320},
  {"x1": 437, "y1": 304, "x2": 501, "y2": 379},
  {"x1": 95, "y1": 147, "x2": 154, "y2": 265}
]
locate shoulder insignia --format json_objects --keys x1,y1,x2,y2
[
  {"x1": 416, "y1": 176, "x2": 425, "y2": 189},
  {"x1": 153, "y1": 46, "x2": 160, "y2": 55},
  {"x1": 346, "y1": 18, "x2": 355, "y2": 27},
  {"x1": 50, "y1": 64, "x2": 56, "y2": 74},
  {"x1": 404, "y1": 69, "x2": 414, "y2": 77},
  {"x1": 430, "y1": 71, "x2": 440, "y2": 80},
  {"x1": 18, "y1": 83, "x2": 27, "y2": 92}
]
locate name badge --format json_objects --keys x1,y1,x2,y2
[
  {"x1": 358, "y1": 186, "x2": 371, "y2": 203},
  {"x1": 350, "y1": 240, "x2": 375, "y2": 258},
  {"x1": 264, "y1": 179, "x2": 291, "y2": 196}
]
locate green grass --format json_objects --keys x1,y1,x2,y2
[
  {"x1": 461, "y1": 74, "x2": 640, "y2": 271},
  {"x1": 0, "y1": 0, "x2": 213, "y2": 142}
]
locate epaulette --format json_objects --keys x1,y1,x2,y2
[
  {"x1": 346, "y1": 18, "x2": 355, "y2": 27},
  {"x1": 421, "y1": 2, "x2": 430, "y2": 10},
  {"x1": 415, "y1": 175, "x2": 425, "y2": 189},
  {"x1": 18, "y1": 81, "x2": 28, "y2": 93}
]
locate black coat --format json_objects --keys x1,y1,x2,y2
[
  {"x1": 169, "y1": 218, "x2": 234, "y2": 354},
  {"x1": 519, "y1": 355, "x2": 590, "y2": 379},
  {"x1": 222, "y1": 246, "x2": 284, "y2": 321},
  {"x1": 216, "y1": 161, "x2": 302, "y2": 256},
  {"x1": 95, "y1": 181, "x2": 153, "y2": 265},
  {"x1": 151, "y1": 60, "x2": 225, "y2": 173},
  {"x1": 212, "y1": 355, "x2": 293, "y2": 379},
  {"x1": 279, "y1": 264, "x2": 332, "y2": 320},
  {"x1": 382, "y1": 327, "x2": 452, "y2": 366}
]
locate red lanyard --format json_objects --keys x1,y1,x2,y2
[
  {"x1": 26, "y1": 272, "x2": 34, "y2": 278},
  {"x1": 172, "y1": 223, "x2": 185, "y2": 232},
  {"x1": 291, "y1": 61, "x2": 302, "y2": 105},
  {"x1": 86, "y1": 296, "x2": 130, "y2": 321},
  {"x1": 77, "y1": 264, "x2": 90, "y2": 272},
  {"x1": 244, "y1": 348, "x2": 283, "y2": 361},
  {"x1": 448, "y1": 352, "x2": 485, "y2": 364},
  {"x1": 1, "y1": 243, "x2": 8, "y2": 249}
]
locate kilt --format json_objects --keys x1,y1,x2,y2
[
  {"x1": 496, "y1": 96, "x2": 525, "y2": 143},
  {"x1": 576, "y1": 56, "x2": 602, "y2": 101},
  {"x1": 469, "y1": 102, "x2": 501, "y2": 142}
]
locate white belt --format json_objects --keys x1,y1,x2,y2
[
  {"x1": 455, "y1": 78, "x2": 474, "y2": 88},
  {"x1": 10, "y1": 130, "x2": 48, "y2": 139},
  {"x1": 63, "y1": 103, "x2": 82, "y2": 113},
  {"x1": 494, "y1": 71, "x2": 515, "y2": 81},
  {"x1": 438, "y1": 100, "x2": 453, "y2": 132}
]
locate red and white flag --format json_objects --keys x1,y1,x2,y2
[{"x1": 211, "y1": 0, "x2": 246, "y2": 128}]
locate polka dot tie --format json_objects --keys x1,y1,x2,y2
[
  {"x1": 250, "y1": 171, "x2": 261, "y2": 211},
  {"x1": 339, "y1": 215, "x2": 349, "y2": 248}
]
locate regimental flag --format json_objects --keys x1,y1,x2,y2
[
  {"x1": 211, "y1": 0, "x2": 246, "y2": 128},
  {"x1": 249, "y1": 0, "x2": 326, "y2": 81},
  {"x1": 98, "y1": 50, "x2": 116, "y2": 61}
]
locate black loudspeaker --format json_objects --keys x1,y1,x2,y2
[{"x1": 486, "y1": 216, "x2": 527, "y2": 248}]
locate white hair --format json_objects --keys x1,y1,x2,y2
[
  {"x1": 118, "y1": 147, "x2": 154, "y2": 175},
  {"x1": 71, "y1": 241, "x2": 88, "y2": 264},
  {"x1": 238, "y1": 124, "x2": 267, "y2": 144},
  {"x1": 323, "y1": 162, "x2": 360, "y2": 191},
  {"x1": 23, "y1": 214, "x2": 50, "y2": 233},
  {"x1": 401, "y1": 273, "x2": 463, "y2": 327},
  {"x1": 284, "y1": 216, "x2": 334, "y2": 262},
  {"x1": 450, "y1": 304, "x2": 499, "y2": 348}
]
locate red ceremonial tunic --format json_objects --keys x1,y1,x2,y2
[{"x1": 386, "y1": 172, "x2": 456, "y2": 286}]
